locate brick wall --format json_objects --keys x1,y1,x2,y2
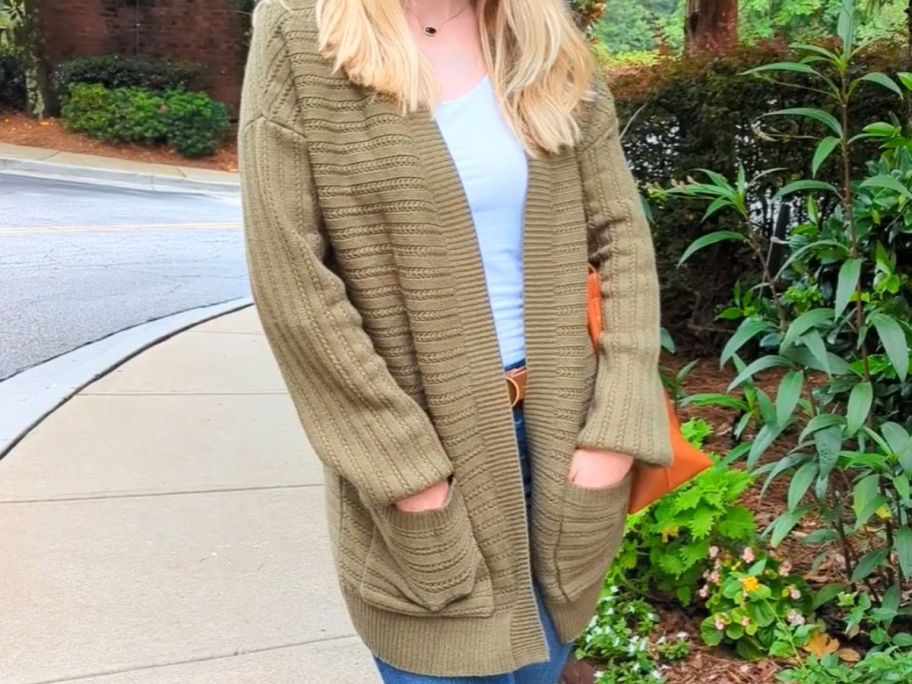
[{"x1": 38, "y1": 0, "x2": 246, "y2": 114}]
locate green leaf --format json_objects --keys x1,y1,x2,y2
[
  {"x1": 896, "y1": 526, "x2": 912, "y2": 578},
  {"x1": 744, "y1": 61, "x2": 824, "y2": 77},
  {"x1": 789, "y1": 462, "x2": 818, "y2": 510},
  {"x1": 853, "y1": 474, "x2": 881, "y2": 521},
  {"x1": 882, "y1": 422, "x2": 912, "y2": 474},
  {"x1": 761, "y1": 453, "x2": 803, "y2": 496},
  {"x1": 870, "y1": 313, "x2": 910, "y2": 381},
  {"x1": 837, "y1": 2, "x2": 856, "y2": 57},
  {"x1": 774, "y1": 179, "x2": 841, "y2": 201},
  {"x1": 678, "y1": 230, "x2": 747, "y2": 266},
  {"x1": 766, "y1": 108, "x2": 843, "y2": 136},
  {"x1": 680, "y1": 538, "x2": 711, "y2": 569},
  {"x1": 782, "y1": 308, "x2": 834, "y2": 349},
  {"x1": 701, "y1": 617, "x2": 723, "y2": 646},
  {"x1": 815, "y1": 425, "x2": 844, "y2": 477},
  {"x1": 800, "y1": 329, "x2": 832, "y2": 376},
  {"x1": 781, "y1": 344, "x2": 851, "y2": 375},
  {"x1": 800, "y1": 414, "x2": 844, "y2": 443},
  {"x1": 717, "y1": 506, "x2": 756, "y2": 540},
  {"x1": 658, "y1": 551, "x2": 686, "y2": 576},
  {"x1": 834, "y1": 258, "x2": 861, "y2": 321},
  {"x1": 846, "y1": 382, "x2": 873, "y2": 435},
  {"x1": 893, "y1": 474, "x2": 911, "y2": 501},
  {"x1": 813, "y1": 583, "x2": 844, "y2": 609},
  {"x1": 893, "y1": 632, "x2": 912, "y2": 647},
  {"x1": 691, "y1": 505, "x2": 716, "y2": 539},
  {"x1": 748, "y1": 424, "x2": 780, "y2": 470},
  {"x1": 770, "y1": 506, "x2": 811, "y2": 547},
  {"x1": 811, "y1": 136, "x2": 841, "y2": 177},
  {"x1": 672, "y1": 485, "x2": 705, "y2": 513},
  {"x1": 898, "y1": 72, "x2": 912, "y2": 92},
  {"x1": 721, "y1": 319, "x2": 772, "y2": 367},
  {"x1": 728, "y1": 355, "x2": 792, "y2": 392},
  {"x1": 860, "y1": 72, "x2": 904, "y2": 98},
  {"x1": 851, "y1": 549, "x2": 889, "y2": 582},
  {"x1": 702, "y1": 196, "x2": 732, "y2": 222},
  {"x1": 776, "y1": 371, "x2": 804, "y2": 427},
  {"x1": 861, "y1": 174, "x2": 912, "y2": 199},
  {"x1": 791, "y1": 43, "x2": 839, "y2": 62}
]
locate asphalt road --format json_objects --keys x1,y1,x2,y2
[{"x1": 0, "y1": 175, "x2": 250, "y2": 381}]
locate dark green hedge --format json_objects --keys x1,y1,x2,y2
[
  {"x1": 53, "y1": 55, "x2": 205, "y2": 99},
  {"x1": 609, "y1": 41, "x2": 908, "y2": 351},
  {"x1": 62, "y1": 84, "x2": 230, "y2": 158}
]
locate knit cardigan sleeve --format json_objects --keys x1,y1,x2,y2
[
  {"x1": 238, "y1": 7, "x2": 453, "y2": 508},
  {"x1": 575, "y1": 80, "x2": 674, "y2": 468}
]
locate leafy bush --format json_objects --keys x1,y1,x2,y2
[
  {"x1": 779, "y1": 647, "x2": 912, "y2": 683},
  {"x1": 53, "y1": 55, "x2": 204, "y2": 98},
  {"x1": 160, "y1": 90, "x2": 230, "y2": 157},
  {"x1": 611, "y1": 420, "x2": 757, "y2": 605},
  {"x1": 700, "y1": 547, "x2": 814, "y2": 660},
  {"x1": 672, "y1": 0, "x2": 912, "y2": 639},
  {"x1": 609, "y1": 38, "x2": 907, "y2": 349},
  {"x1": 0, "y1": 43, "x2": 25, "y2": 110},
  {"x1": 576, "y1": 585, "x2": 690, "y2": 684},
  {"x1": 62, "y1": 84, "x2": 229, "y2": 158}
]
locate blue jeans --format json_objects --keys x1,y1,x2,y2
[{"x1": 373, "y1": 359, "x2": 575, "y2": 683}]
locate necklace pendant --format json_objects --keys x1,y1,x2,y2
[{"x1": 423, "y1": 25, "x2": 438, "y2": 36}]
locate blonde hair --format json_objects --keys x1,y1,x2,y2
[{"x1": 314, "y1": 0, "x2": 595, "y2": 155}]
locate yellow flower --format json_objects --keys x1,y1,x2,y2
[
  {"x1": 661, "y1": 526, "x2": 680, "y2": 543},
  {"x1": 742, "y1": 576, "x2": 761, "y2": 594}
]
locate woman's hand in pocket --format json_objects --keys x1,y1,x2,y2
[
  {"x1": 569, "y1": 448, "x2": 634, "y2": 489},
  {"x1": 394, "y1": 479, "x2": 451, "y2": 513}
]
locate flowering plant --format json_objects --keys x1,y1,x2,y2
[
  {"x1": 577, "y1": 585, "x2": 690, "y2": 683},
  {"x1": 699, "y1": 546, "x2": 815, "y2": 660}
]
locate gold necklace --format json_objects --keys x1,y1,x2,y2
[{"x1": 406, "y1": 1, "x2": 473, "y2": 37}]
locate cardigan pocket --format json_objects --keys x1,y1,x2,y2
[
  {"x1": 358, "y1": 482, "x2": 495, "y2": 618},
  {"x1": 554, "y1": 470, "x2": 633, "y2": 602}
]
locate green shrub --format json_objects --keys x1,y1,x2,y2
[
  {"x1": 700, "y1": 548, "x2": 814, "y2": 660},
  {"x1": 610, "y1": 40, "x2": 908, "y2": 350},
  {"x1": 672, "y1": 0, "x2": 912, "y2": 644},
  {"x1": 611, "y1": 459, "x2": 758, "y2": 606},
  {"x1": 779, "y1": 647, "x2": 912, "y2": 683},
  {"x1": 161, "y1": 90, "x2": 230, "y2": 157},
  {"x1": 53, "y1": 55, "x2": 204, "y2": 99},
  {"x1": 61, "y1": 84, "x2": 229, "y2": 157},
  {"x1": 576, "y1": 585, "x2": 690, "y2": 684},
  {"x1": 60, "y1": 84, "x2": 116, "y2": 137},
  {"x1": 0, "y1": 43, "x2": 25, "y2": 110}
]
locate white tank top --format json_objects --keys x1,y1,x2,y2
[{"x1": 434, "y1": 76, "x2": 529, "y2": 366}]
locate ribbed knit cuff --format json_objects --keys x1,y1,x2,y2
[{"x1": 576, "y1": 360, "x2": 673, "y2": 467}]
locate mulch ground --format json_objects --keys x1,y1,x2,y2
[{"x1": 0, "y1": 110, "x2": 239, "y2": 172}]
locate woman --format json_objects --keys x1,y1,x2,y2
[{"x1": 238, "y1": 0, "x2": 673, "y2": 681}]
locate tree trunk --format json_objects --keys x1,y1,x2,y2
[
  {"x1": 10, "y1": 0, "x2": 50, "y2": 117},
  {"x1": 685, "y1": 0, "x2": 739, "y2": 55}
]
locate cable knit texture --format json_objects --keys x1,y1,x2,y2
[{"x1": 239, "y1": 0, "x2": 672, "y2": 676}]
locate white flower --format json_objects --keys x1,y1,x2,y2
[{"x1": 676, "y1": 631, "x2": 689, "y2": 640}]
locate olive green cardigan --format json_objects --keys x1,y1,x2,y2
[{"x1": 239, "y1": 0, "x2": 672, "y2": 676}]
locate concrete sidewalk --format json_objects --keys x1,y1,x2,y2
[
  {"x1": 0, "y1": 307, "x2": 378, "y2": 683},
  {"x1": 0, "y1": 142, "x2": 239, "y2": 194}
]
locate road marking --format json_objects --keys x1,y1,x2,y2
[{"x1": 0, "y1": 222, "x2": 243, "y2": 236}]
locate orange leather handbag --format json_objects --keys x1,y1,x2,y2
[{"x1": 587, "y1": 264, "x2": 713, "y2": 514}]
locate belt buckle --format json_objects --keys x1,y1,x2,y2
[{"x1": 505, "y1": 373, "x2": 521, "y2": 408}]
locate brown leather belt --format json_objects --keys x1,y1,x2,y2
[{"x1": 505, "y1": 366, "x2": 528, "y2": 408}]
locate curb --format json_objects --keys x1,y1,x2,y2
[
  {"x1": 0, "y1": 298, "x2": 254, "y2": 459},
  {"x1": 0, "y1": 156, "x2": 240, "y2": 195}
]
